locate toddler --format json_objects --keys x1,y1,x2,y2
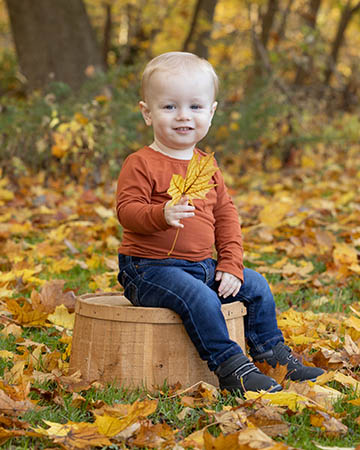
[{"x1": 116, "y1": 51, "x2": 324, "y2": 394}]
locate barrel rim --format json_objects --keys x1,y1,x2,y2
[{"x1": 75, "y1": 293, "x2": 247, "y2": 324}]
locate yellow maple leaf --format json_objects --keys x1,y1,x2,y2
[
  {"x1": 166, "y1": 152, "x2": 217, "y2": 255},
  {"x1": 94, "y1": 414, "x2": 128, "y2": 437},
  {"x1": 167, "y1": 152, "x2": 218, "y2": 206},
  {"x1": 244, "y1": 390, "x2": 314, "y2": 412},
  {"x1": 94, "y1": 399, "x2": 158, "y2": 437},
  {"x1": 47, "y1": 305, "x2": 75, "y2": 330}
]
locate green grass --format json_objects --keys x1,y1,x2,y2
[
  {"x1": 3, "y1": 225, "x2": 360, "y2": 448},
  {"x1": 3, "y1": 384, "x2": 360, "y2": 449}
]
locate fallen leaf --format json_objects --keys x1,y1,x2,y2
[
  {"x1": 203, "y1": 429, "x2": 241, "y2": 450},
  {"x1": 130, "y1": 421, "x2": 176, "y2": 448},
  {"x1": 5, "y1": 298, "x2": 48, "y2": 327},
  {"x1": 34, "y1": 420, "x2": 111, "y2": 448},
  {"x1": 254, "y1": 361, "x2": 288, "y2": 384},
  {"x1": 47, "y1": 304, "x2": 75, "y2": 329},
  {"x1": 310, "y1": 411, "x2": 348, "y2": 436},
  {"x1": 213, "y1": 407, "x2": 247, "y2": 434},
  {"x1": 31, "y1": 280, "x2": 76, "y2": 313},
  {"x1": 0, "y1": 388, "x2": 38, "y2": 416}
]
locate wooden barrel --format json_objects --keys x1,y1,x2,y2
[{"x1": 70, "y1": 292, "x2": 247, "y2": 388}]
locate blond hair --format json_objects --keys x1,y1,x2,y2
[{"x1": 141, "y1": 52, "x2": 219, "y2": 101}]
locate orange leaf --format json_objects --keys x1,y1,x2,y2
[{"x1": 5, "y1": 298, "x2": 48, "y2": 327}]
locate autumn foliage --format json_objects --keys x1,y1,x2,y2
[{"x1": 0, "y1": 141, "x2": 360, "y2": 448}]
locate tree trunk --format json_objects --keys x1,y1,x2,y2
[
  {"x1": 5, "y1": 0, "x2": 104, "y2": 91},
  {"x1": 261, "y1": 0, "x2": 279, "y2": 48},
  {"x1": 277, "y1": 0, "x2": 292, "y2": 41},
  {"x1": 324, "y1": 0, "x2": 360, "y2": 84},
  {"x1": 251, "y1": 0, "x2": 279, "y2": 77},
  {"x1": 182, "y1": 0, "x2": 218, "y2": 59},
  {"x1": 294, "y1": 0, "x2": 321, "y2": 85},
  {"x1": 102, "y1": 2, "x2": 113, "y2": 70}
]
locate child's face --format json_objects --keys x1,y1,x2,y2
[{"x1": 140, "y1": 69, "x2": 217, "y2": 153}]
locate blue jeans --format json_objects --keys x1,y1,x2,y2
[{"x1": 118, "y1": 255, "x2": 284, "y2": 371}]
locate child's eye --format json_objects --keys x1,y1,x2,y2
[
  {"x1": 191, "y1": 104, "x2": 202, "y2": 110},
  {"x1": 163, "y1": 105, "x2": 175, "y2": 110}
]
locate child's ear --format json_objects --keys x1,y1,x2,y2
[
  {"x1": 139, "y1": 101, "x2": 152, "y2": 126},
  {"x1": 210, "y1": 101, "x2": 218, "y2": 122}
]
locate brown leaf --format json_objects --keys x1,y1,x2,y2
[
  {"x1": 213, "y1": 407, "x2": 247, "y2": 434},
  {"x1": 310, "y1": 411, "x2": 348, "y2": 436},
  {"x1": 0, "y1": 388, "x2": 38, "y2": 416},
  {"x1": 0, "y1": 427, "x2": 41, "y2": 446},
  {"x1": 0, "y1": 323, "x2": 22, "y2": 338},
  {"x1": 31, "y1": 280, "x2": 76, "y2": 313},
  {"x1": 130, "y1": 421, "x2": 176, "y2": 448},
  {"x1": 248, "y1": 405, "x2": 289, "y2": 437}
]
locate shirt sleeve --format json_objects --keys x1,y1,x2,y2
[
  {"x1": 213, "y1": 169, "x2": 244, "y2": 281},
  {"x1": 116, "y1": 154, "x2": 171, "y2": 234}
]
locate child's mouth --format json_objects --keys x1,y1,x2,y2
[{"x1": 174, "y1": 127, "x2": 194, "y2": 132}]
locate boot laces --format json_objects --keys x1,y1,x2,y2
[{"x1": 278, "y1": 344, "x2": 300, "y2": 366}]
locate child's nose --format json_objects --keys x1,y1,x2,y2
[{"x1": 176, "y1": 107, "x2": 190, "y2": 120}]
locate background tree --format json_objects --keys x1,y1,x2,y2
[
  {"x1": 250, "y1": 0, "x2": 280, "y2": 77},
  {"x1": 182, "y1": 0, "x2": 218, "y2": 59},
  {"x1": 294, "y1": 0, "x2": 322, "y2": 86},
  {"x1": 324, "y1": 0, "x2": 360, "y2": 84},
  {"x1": 5, "y1": 0, "x2": 104, "y2": 90}
]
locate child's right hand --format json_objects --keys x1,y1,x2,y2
[{"x1": 164, "y1": 196, "x2": 195, "y2": 228}]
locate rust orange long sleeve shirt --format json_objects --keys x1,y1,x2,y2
[{"x1": 116, "y1": 146, "x2": 244, "y2": 280}]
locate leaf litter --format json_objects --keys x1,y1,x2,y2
[{"x1": 0, "y1": 145, "x2": 360, "y2": 448}]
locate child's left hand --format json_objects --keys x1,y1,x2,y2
[{"x1": 215, "y1": 271, "x2": 242, "y2": 298}]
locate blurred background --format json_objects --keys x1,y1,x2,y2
[{"x1": 0, "y1": 0, "x2": 360, "y2": 183}]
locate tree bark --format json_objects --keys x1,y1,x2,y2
[
  {"x1": 251, "y1": 0, "x2": 279, "y2": 77},
  {"x1": 102, "y1": 2, "x2": 113, "y2": 69},
  {"x1": 5, "y1": 0, "x2": 104, "y2": 91},
  {"x1": 261, "y1": 0, "x2": 279, "y2": 48},
  {"x1": 294, "y1": 0, "x2": 322, "y2": 85},
  {"x1": 324, "y1": 0, "x2": 360, "y2": 84},
  {"x1": 182, "y1": 0, "x2": 218, "y2": 59},
  {"x1": 277, "y1": 0, "x2": 292, "y2": 42}
]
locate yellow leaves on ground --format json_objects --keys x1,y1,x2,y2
[
  {"x1": 94, "y1": 399, "x2": 158, "y2": 437},
  {"x1": 5, "y1": 298, "x2": 48, "y2": 327},
  {"x1": 47, "y1": 304, "x2": 75, "y2": 330},
  {"x1": 34, "y1": 420, "x2": 111, "y2": 449},
  {"x1": 3, "y1": 280, "x2": 76, "y2": 328},
  {"x1": 258, "y1": 201, "x2": 292, "y2": 228},
  {"x1": 1, "y1": 145, "x2": 360, "y2": 448},
  {"x1": 167, "y1": 152, "x2": 218, "y2": 206},
  {"x1": 245, "y1": 390, "x2": 313, "y2": 413}
]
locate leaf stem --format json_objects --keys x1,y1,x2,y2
[{"x1": 168, "y1": 228, "x2": 180, "y2": 256}]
